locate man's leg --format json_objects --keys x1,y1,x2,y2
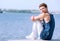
[
  {"x1": 36, "y1": 21, "x2": 43, "y2": 39},
  {"x1": 26, "y1": 21, "x2": 37, "y2": 39},
  {"x1": 26, "y1": 21, "x2": 43, "y2": 40}
]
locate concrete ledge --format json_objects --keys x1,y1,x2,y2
[
  {"x1": 7, "y1": 40, "x2": 48, "y2": 41},
  {"x1": 7, "y1": 39, "x2": 60, "y2": 41}
]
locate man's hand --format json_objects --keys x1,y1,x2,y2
[{"x1": 31, "y1": 16, "x2": 35, "y2": 21}]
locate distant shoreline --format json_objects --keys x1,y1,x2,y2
[
  {"x1": 0, "y1": 9, "x2": 60, "y2": 14},
  {"x1": 0, "y1": 9, "x2": 40, "y2": 13},
  {"x1": 0, "y1": 9, "x2": 3, "y2": 13}
]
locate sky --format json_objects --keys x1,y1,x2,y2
[{"x1": 0, "y1": 0, "x2": 60, "y2": 11}]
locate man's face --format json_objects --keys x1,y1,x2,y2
[{"x1": 39, "y1": 6, "x2": 48, "y2": 13}]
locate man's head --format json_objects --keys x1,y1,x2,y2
[{"x1": 39, "y1": 3, "x2": 48, "y2": 13}]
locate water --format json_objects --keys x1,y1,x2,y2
[{"x1": 0, "y1": 12, "x2": 60, "y2": 41}]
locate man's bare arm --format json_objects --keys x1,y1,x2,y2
[{"x1": 34, "y1": 14, "x2": 44, "y2": 21}]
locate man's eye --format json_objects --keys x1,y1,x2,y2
[
  {"x1": 42, "y1": 8, "x2": 44, "y2": 9},
  {"x1": 40, "y1": 9, "x2": 41, "y2": 10}
]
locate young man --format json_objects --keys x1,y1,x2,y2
[{"x1": 26, "y1": 3, "x2": 55, "y2": 40}]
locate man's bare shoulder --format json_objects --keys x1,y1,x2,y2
[{"x1": 38, "y1": 13, "x2": 44, "y2": 17}]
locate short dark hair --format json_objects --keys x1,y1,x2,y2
[{"x1": 39, "y1": 3, "x2": 47, "y2": 8}]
